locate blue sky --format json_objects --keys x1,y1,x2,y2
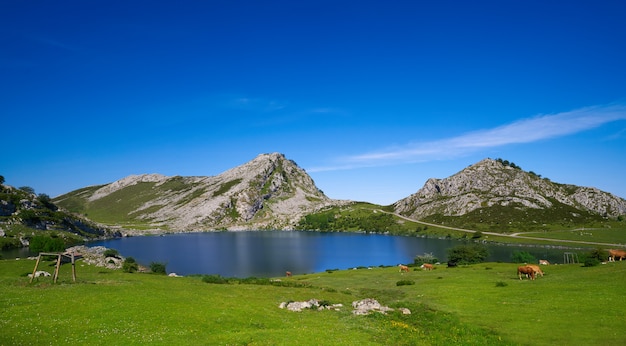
[{"x1": 2, "y1": 1, "x2": 625, "y2": 205}]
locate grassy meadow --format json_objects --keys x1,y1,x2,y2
[{"x1": 1, "y1": 257, "x2": 625, "y2": 345}]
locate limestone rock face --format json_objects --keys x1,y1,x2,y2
[
  {"x1": 394, "y1": 158, "x2": 626, "y2": 219},
  {"x1": 55, "y1": 153, "x2": 348, "y2": 231}
]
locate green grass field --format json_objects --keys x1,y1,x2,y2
[{"x1": 2, "y1": 257, "x2": 625, "y2": 345}]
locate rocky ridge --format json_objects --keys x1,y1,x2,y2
[{"x1": 393, "y1": 158, "x2": 626, "y2": 220}]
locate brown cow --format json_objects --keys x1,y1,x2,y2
[
  {"x1": 285, "y1": 271, "x2": 292, "y2": 277},
  {"x1": 608, "y1": 249, "x2": 626, "y2": 262},
  {"x1": 539, "y1": 259, "x2": 550, "y2": 265},
  {"x1": 398, "y1": 265, "x2": 410, "y2": 273},
  {"x1": 517, "y1": 266, "x2": 535, "y2": 280},
  {"x1": 420, "y1": 263, "x2": 434, "y2": 271},
  {"x1": 526, "y1": 264, "x2": 544, "y2": 277}
]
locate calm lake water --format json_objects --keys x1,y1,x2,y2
[
  {"x1": 2, "y1": 231, "x2": 576, "y2": 277},
  {"x1": 68, "y1": 231, "x2": 575, "y2": 277}
]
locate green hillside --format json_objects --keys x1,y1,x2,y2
[{"x1": 0, "y1": 179, "x2": 116, "y2": 251}]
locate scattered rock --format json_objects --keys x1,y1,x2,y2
[
  {"x1": 279, "y1": 299, "x2": 343, "y2": 312},
  {"x1": 28, "y1": 271, "x2": 51, "y2": 278},
  {"x1": 352, "y1": 298, "x2": 395, "y2": 315},
  {"x1": 278, "y1": 298, "x2": 409, "y2": 316}
]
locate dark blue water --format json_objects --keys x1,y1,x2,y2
[{"x1": 80, "y1": 231, "x2": 571, "y2": 277}]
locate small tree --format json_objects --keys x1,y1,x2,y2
[
  {"x1": 149, "y1": 261, "x2": 167, "y2": 275},
  {"x1": 511, "y1": 251, "x2": 536, "y2": 263},
  {"x1": 123, "y1": 257, "x2": 139, "y2": 273},
  {"x1": 447, "y1": 244, "x2": 489, "y2": 265},
  {"x1": 29, "y1": 235, "x2": 65, "y2": 252},
  {"x1": 38, "y1": 193, "x2": 58, "y2": 211},
  {"x1": 19, "y1": 186, "x2": 35, "y2": 195},
  {"x1": 586, "y1": 248, "x2": 607, "y2": 262}
]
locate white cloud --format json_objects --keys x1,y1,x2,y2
[{"x1": 308, "y1": 103, "x2": 626, "y2": 172}]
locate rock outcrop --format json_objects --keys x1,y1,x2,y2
[
  {"x1": 65, "y1": 245, "x2": 124, "y2": 269},
  {"x1": 279, "y1": 298, "x2": 410, "y2": 315}
]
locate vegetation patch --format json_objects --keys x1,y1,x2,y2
[
  {"x1": 213, "y1": 179, "x2": 242, "y2": 197},
  {"x1": 396, "y1": 280, "x2": 415, "y2": 286}
]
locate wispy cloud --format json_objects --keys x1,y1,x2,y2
[
  {"x1": 227, "y1": 97, "x2": 287, "y2": 112},
  {"x1": 308, "y1": 103, "x2": 626, "y2": 172}
]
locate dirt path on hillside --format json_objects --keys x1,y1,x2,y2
[{"x1": 385, "y1": 211, "x2": 625, "y2": 248}]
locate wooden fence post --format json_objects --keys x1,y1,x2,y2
[
  {"x1": 53, "y1": 254, "x2": 62, "y2": 283},
  {"x1": 71, "y1": 253, "x2": 76, "y2": 282},
  {"x1": 29, "y1": 254, "x2": 42, "y2": 283}
]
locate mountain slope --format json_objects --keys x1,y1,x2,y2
[
  {"x1": 393, "y1": 158, "x2": 626, "y2": 231},
  {"x1": 54, "y1": 153, "x2": 345, "y2": 232},
  {"x1": 0, "y1": 182, "x2": 116, "y2": 250}
]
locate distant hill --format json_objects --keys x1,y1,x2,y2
[
  {"x1": 53, "y1": 153, "x2": 347, "y2": 232},
  {"x1": 393, "y1": 158, "x2": 626, "y2": 232},
  {"x1": 0, "y1": 181, "x2": 117, "y2": 251}
]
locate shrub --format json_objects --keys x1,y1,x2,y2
[
  {"x1": 122, "y1": 257, "x2": 138, "y2": 273},
  {"x1": 149, "y1": 262, "x2": 167, "y2": 275},
  {"x1": 239, "y1": 277, "x2": 272, "y2": 285},
  {"x1": 447, "y1": 244, "x2": 489, "y2": 265},
  {"x1": 396, "y1": 280, "x2": 415, "y2": 286},
  {"x1": 511, "y1": 251, "x2": 536, "y2": 264},
  {"x1": 202, "y1": 274, "x2": 229, "y2": 284},
  {"x1": 583, "y1": 257, "x2": 601, "y2": 267}
]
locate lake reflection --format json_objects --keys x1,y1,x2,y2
[{"x1": 87, "y1": 231, "x2": 572, "y2": 277}]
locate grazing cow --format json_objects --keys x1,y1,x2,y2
[
  {"x1": 526, "y1": 264, "x2": 544, "y2": 277},
  {"x1": 447, "y1": 261, "x2": 458, "y2": 268},
  {"x1": 517, "y1": 266, "x2": 535, "y2": 280},
  {"x1": 608, "y1": 249, "x2": 626, "y2": 262},
  {"x1": 420, "y1": 263, "x2": 434, "y2": 271},
  {"x1": 285, "y1": 271, "x2": 292, "y2": 277},
  {"x1": 398, "y1": 265, "x2": 410, "y2": 273},
  {"x1": 539, "y1": 259, "x2": 550, "y2": 265}
]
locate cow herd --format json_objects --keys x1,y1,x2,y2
[
  {"x1": 283, "y1": 248, "x2": 625, "y2": 279},
  {"x1": 397, "y1": 260, "x2": 551, "y2": 281}
]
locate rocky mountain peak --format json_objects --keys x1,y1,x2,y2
[
  {"x1": 55, "y1": 153, "x2": 340, "y2": 232},
  {"x1": 394, "y1": 158, "x2": 626, "y2": 219}
]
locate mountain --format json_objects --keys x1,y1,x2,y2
[
  {"x1": 393, "y1": 158, "x2": 626, "y2": 231},
  {"x1": 53, "y1": 153, "x2": 345, "y2": 232}
]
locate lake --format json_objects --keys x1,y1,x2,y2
[{"x1": 74, "y1": 231, "x2": 574, "y2": 277}]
